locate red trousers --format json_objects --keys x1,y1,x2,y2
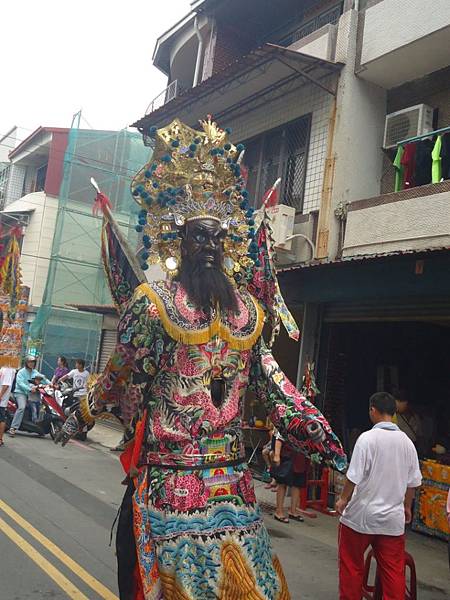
[{"x1": 338, "y1": 523, "x2": 405, "y2": 600}]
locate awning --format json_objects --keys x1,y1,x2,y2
[
  {"x1": 66, "y1": 303, "x2": 118, "y2": 316},
  {"x1": 132, "y1": 43, "x2": 342, "y2": 131}
]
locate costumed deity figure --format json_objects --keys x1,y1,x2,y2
[{"x1": 56, "y1": 118, "x2": 347, "y2": 600}]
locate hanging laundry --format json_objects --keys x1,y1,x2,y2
[
  {"x1": 393, "y1": 144, "x2": 404, "y2": 192},
  {"x1": 440, "y1": 132, "x2": 450, "y2": 181},
  {"x1": 400, "y1": 142, "x2": 417, "y2": 188},
  {"x1": 431, "y1": 135, "x2": 442, "y2": 184},
  {"x1": 414, "y1": 139, "x2": 433, "y2": 186}
]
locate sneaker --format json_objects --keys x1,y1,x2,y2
[{"x1": 8, "y1": 429, "x2": 15, "y2": 437}]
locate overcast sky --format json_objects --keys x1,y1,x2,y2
[{"x1": 0, "y1": 0, "x2": 191, "y2": 144}]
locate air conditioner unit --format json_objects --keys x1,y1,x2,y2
[
  {"x1": 265, "y1": 204, "x2": 296, "y2": 251},
  {"x1": 383, "y1": 104, "x2": 433, "y2": 149}
]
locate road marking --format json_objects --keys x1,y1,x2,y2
[
  {"x1": 0, "y1": 515, "x2": 89, "y2": 599},
  {"x1": 0, "y1": 499, "x2": 119, "y2": 600}
]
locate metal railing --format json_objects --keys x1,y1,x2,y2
[
  {"x1": 145, "y1": 80, "x2": 181, "y2": 116},
  {"x1": 280, "y1": 2, "x2": 343, "y2": 46}
]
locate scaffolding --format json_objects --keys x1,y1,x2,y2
[{"x1": 29, "y1": 121, "x2": 151, "y2": 376}]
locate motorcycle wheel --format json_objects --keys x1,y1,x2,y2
[
  {"x1": 49, "y1": 420, "x2": 63, "y2": 440},
  {"x1": 75, "y1": 431, "x2": 87, "y2": 442}
]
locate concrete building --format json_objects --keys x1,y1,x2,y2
[
  {"x1": 133, "y1": 0, "x2": 450, "y2": 470},
  {"x1": 0, "y1": 126, "x2": 150, "y2": 375}
]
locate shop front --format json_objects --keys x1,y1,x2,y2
[{"x1": 278, "y1": 249, "x2": 450, "y2": 535}]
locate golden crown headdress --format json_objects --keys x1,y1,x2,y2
[{"x1": 131, "y1": 117, "x2": 258, "y2": 279}]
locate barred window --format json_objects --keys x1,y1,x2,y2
[{"x1": 243, "y1": 115, "x2": 311, "y2": 212}]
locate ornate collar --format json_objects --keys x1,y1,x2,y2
[{"x1": 136, "y1": 281, "x2": 264, "y2": 350}]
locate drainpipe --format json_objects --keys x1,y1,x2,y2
[{"x1": 193, "y1": 16, "x2": 205, "y2": 87}]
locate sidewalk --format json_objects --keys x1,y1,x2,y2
[
  {"x1": 254, "y1": 480, "x2": 450, "y2": 597},
  {"x1": 87, "y1": 421, "x2": 123, "y2": 450}
]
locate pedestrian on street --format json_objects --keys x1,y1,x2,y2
[
  {"x1": 51, "y1": 356, "x2": 70, "y2": 386},
  {"x1": 9, "y1": 356, "x2": 49, "y2": 437},
  {"x1": 27, "y1": 374, "x2": 45, "y2": 423},
  {"x1": 336, "y1": 392, "x2": 422, "y2": 600},
  {"x1": 59, "y1": 359, "x2": 90, "y2": 398},
  {"x1": 0, "y1": 363, "x2": 16, "y2": 446},
  {"x1": 272, "y1": 432, "x2": 307, "y2": 523}
]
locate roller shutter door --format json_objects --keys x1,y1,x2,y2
[{"x1": 323, "y1": 298, "x2": 450, "y2": 323}]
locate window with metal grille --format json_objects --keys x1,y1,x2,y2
[{"x1": 242, "y1": 115, "x2": 311, "y2": 212}]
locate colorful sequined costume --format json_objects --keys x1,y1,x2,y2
[
  {"x1": 86, "y1": 279, "x2": 344, "y2": 599},
  {"x1": 70, "y1": 118, "x2": 347, "y2": 599}
]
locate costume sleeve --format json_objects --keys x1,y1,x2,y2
[
  {"x1": 87, "y1": 288, "x2": 161, "y2": 426},
  {"x1": 250, "y1": 338, "x2": 347, "y2": 472}
]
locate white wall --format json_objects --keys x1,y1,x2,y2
[
  {"x1": 328, "y1": 9, "x2": 387, "y2": 257},
  {"x1": 343, "y1": 192, "x2": 450, "y2": 256},
  {"x1": 3, "y1": 192, "x2": 59, "y2": 306},
  {"x1": 290, "y1": 24, "x2": 336, "y2": 62},
  {"x1": 361, "y1": 0, "x2": 450, "y2": 65}
]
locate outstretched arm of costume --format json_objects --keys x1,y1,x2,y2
[
  {"x1": 251, "y1": 338, "x2": 347, "y2": 471},
  {"x1": 55, "y1": 289, "x2": 160, "y2": 445}
]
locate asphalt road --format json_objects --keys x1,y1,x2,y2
[{"x1": 1, "y1": 431, "x2": 449, "y2": 600}]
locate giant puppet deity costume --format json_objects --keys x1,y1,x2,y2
[{"x1": 56, "y1": 118, "x2": 346, "y2": 600}]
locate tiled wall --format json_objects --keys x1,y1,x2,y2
[{"x1": 228, "y1": 79, "x2": 334, "y2": 213}]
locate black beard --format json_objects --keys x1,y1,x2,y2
[{"x1": 178, "y1": 260, "x2": 238, "y2": 314}]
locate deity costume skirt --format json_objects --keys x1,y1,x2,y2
[{"x1": 116, "y1": 463, "x2": 290, "y2": 600}]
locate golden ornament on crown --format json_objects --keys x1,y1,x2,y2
[{"x1": 131, "y1": 117, "x2": 257, "y2": 279}]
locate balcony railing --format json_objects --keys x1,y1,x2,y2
[{"x1": 145, "y1": 80, "x2": 182, "y2": 116}]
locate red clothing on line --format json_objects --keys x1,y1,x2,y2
[
  {"x1": 338, "y1": 523, "x2": 406, "y2": 600},
  {"x1": 400, "y1": 143, "x2": 417, "y2": 188}
]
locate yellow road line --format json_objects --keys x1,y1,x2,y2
[
  {"x1": 0, "y1": 499, "x2": 119, "y2": 600},
  {"x1": 0, "y1": 515, "x2": 89, "y2": 600}
]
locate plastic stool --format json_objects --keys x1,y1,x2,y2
[{"x1": 362, "y1": 549, "x2": 417, "y2": 600}]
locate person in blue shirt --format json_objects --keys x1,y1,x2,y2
[{"x1": 8, "y1": 356, "x2": 49, "y2": 436}]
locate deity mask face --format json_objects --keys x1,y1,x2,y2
[
  {"x1": 178, "y1": 218, "x2": 238, "y2": 314},
  {"x1": 181, "y1": 218, "x2": 226, "y2": 271}
]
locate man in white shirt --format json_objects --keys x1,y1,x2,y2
[
  {"x1": 336, "y1": 392, "x2": 422, "y2": 600},
  {"x1": 59, "y1": 359, "x2": 90, "y2": 398},
  {"x1": 0, "y1": 365, "x2": 16, "y2": 446}
]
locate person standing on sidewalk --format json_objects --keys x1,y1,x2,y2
[
  {"x1": 336, "y1": 392, "x2": 422, "y2": 600},
  {"x1": 9, "y1": 356, "x2": 49, "y2": 436},
  {"x1": 0, "y1": 363, "x2": 16, "y2": 446}
]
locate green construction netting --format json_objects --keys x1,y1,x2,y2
[{"x1": 29, "y1": 125, "x2": 151, "y2": 376}]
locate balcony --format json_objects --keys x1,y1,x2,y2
[
  {"x1": 145, "y1": 80, "x2": 182, "y2": 117},
  {"x1": 342, "y1": 180, "x2": 450, "y2": 258},
  {"x1": 358, "y1": 0, "x2": 450, "y2": 88}
]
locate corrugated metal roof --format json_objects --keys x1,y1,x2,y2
[
  {"x1": 132, "y1": 43, "x2": 342, "y2": 130},
  {"x1": 278, "y1": 246, "x2": 450, "y2": 273}
]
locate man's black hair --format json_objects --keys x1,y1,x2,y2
[
  {"x1": 369, "y1": 392, "x2": 396, "y2": 416},
  {"x1": 75, "y1": 358, "x2": 86, "y2": 369}
]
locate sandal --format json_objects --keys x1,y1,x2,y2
[
  {"x1": 288, "y1": 513, "x2": 304, "y2": 522},
  {"x1": 274, "y1": 514, "x2": 289, "y2": 524},
  {"x1": 0, "y1": 440, "x2": 4, "y2": 446}
]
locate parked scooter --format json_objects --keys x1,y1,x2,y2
[{"x1": 6, "y1": 385, "x2": 65, "y2": 439}]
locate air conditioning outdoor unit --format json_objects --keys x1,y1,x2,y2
[
  {"x1": 383, "y1": 104, "x2": 433, "y2": 149},
  {"x1": 265, "y1": 204, "x2": 296, "y2": 251}
]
